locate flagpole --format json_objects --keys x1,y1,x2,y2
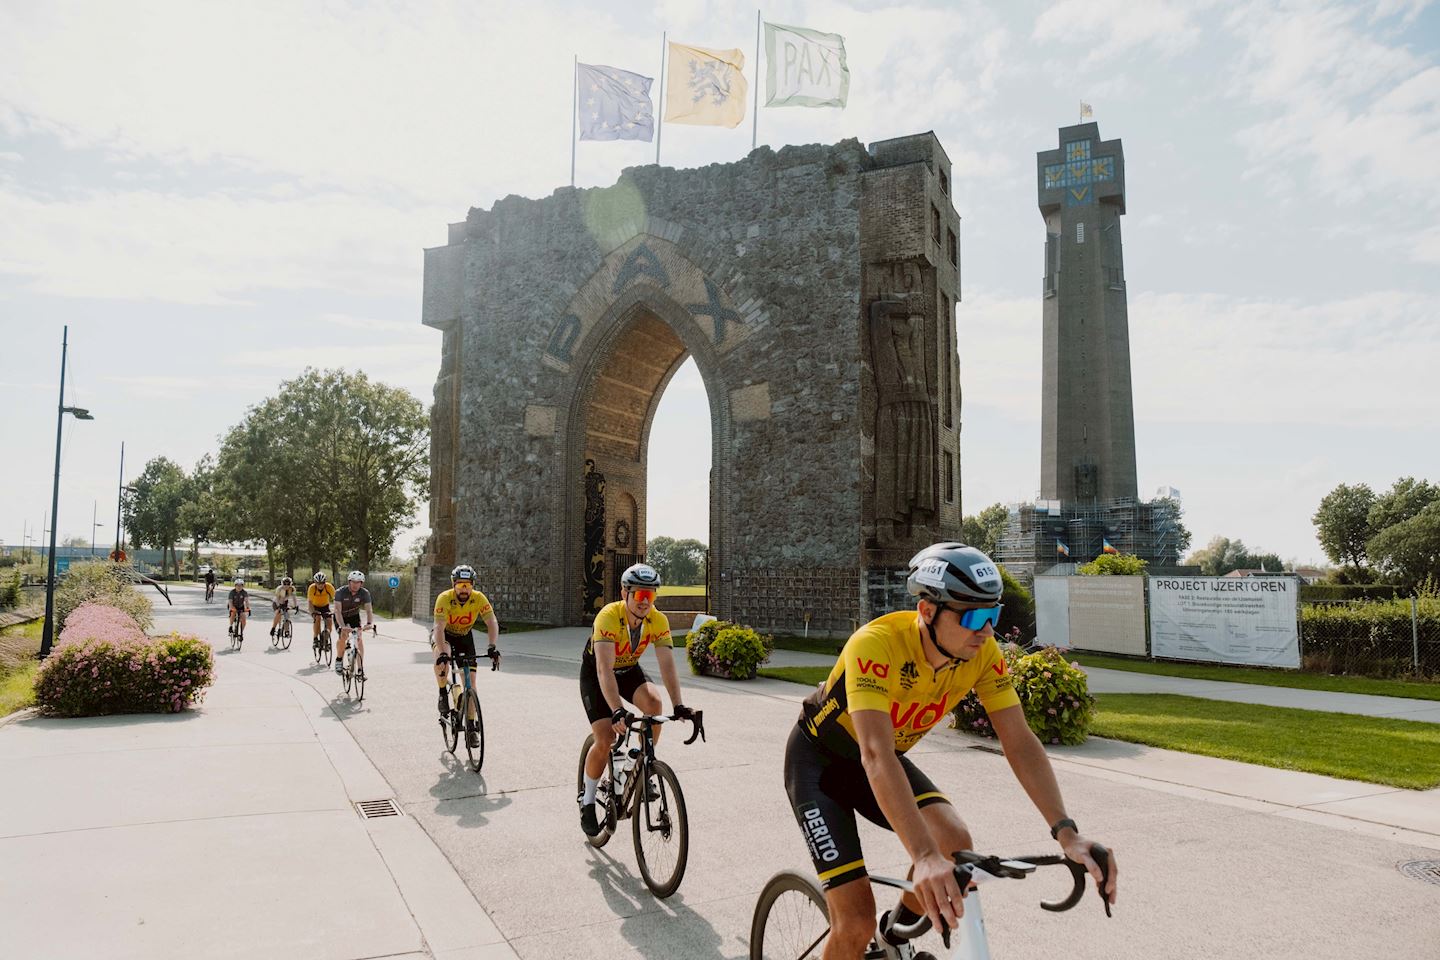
[
  {"x1": 751, "y1": 10, "x2": 761, "y2": 150},
  {"x1": 656, "y1": 32, "x2": 666, "y2": 165},
  {"x1": 571, "y1": 55, "x2": 578, "y2": 187}
]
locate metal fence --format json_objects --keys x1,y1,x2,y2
[{"x1": 1299, "y1": 597, "x2": 1440, "y2": 678}]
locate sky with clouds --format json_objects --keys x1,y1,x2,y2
[{"x1": 1, "y1": 0, "x2": 1437, "y2": 567}]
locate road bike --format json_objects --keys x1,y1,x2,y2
[
  {"x1": 227, "y1": 611, "x2": 247, "y2": 651},
  {"x1": 271, "y1": 601, "x2": 297, "y2": 651},
  {"x1": 575, "y1": 711, "x2": 705, "y2": 899},
  {"x1": 749, "y1": 846, "x2": 1111, "y2": 960},
  {"x1": 340, "y1": 623, "x2": 376, "y2": 701},
  {"x1": 204, "y1": 581, "x2": 215, "y2": 603},
  {"x1": 312, "y1": 611, "x2": 334, "y2": 666},
  {"x1": 438, "y1": 646, "x2": 500, "y2": 772}
]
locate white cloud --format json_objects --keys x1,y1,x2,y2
[
  {"x1": 1033, "y1": 0, "x2": 1209, "y2": 64},
  {"x1": 0, "y1": 151, "x2": 19, "y2": 163},
  {"x1": 0, "y1": 185, "x2": 447, "y2": 304}
]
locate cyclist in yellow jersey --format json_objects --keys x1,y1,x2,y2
[
  {"x1": 307, "y1": 573, "x2": 336, "y2": 642},
  {"x1": 786, "y1": 543, "x2": 1118, "y2": 959},
  {"x1": 577, "y1": 563, "x2": 693, "y2": 837},
  {"x1": 431, "y1": 564, "x2": 500, "y2": 721}
]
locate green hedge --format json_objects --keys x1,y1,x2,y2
[
  {"x1": 1300, "y1": 583, "x2": 1404, "y2": 604},
  {"x1": 998, "y1": 566, "x2": 1036, "y2": 641},
  {"x1": 1300, "y1": 597, "x2": 1438, "y2": 676},
  {"x1": 953, "y1": 645, "x2": 1096, "y2": 745},
  {"x1": 34, "y1": 628, "x2": 214, "y2": 717}
]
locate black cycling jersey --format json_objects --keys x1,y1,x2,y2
[
  {"x1": 227, "y1": 588, "x2": 249, "y2": 609},
  {"x1": 335, "y1": 586, "x2": 372, "y2": 618}
]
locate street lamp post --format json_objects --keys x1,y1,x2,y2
[
  {"x1": 40, "y1": 325, "x2": 94, "y2": 659},
  {"x1": 113, "y1": 441, "x2": 126, "y2": 560},
  {"x1": 91, "y1": 501, "x2": 104, "y2": 558}
]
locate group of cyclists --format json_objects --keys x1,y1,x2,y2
[
  {"x1": 215, "y1": 568, "x2": 374, "y2": 673},
  {"x1": 213, "y1": 540, "x2": 1118, "y2": 959}
]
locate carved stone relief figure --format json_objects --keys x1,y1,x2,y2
[
  {"x1": 871, "y1": 304, "x2": 936, "y2": 536},
  {"x1": 582, "y1": 459, "x2": 607, "y2": 620},
  {"x1": 427, "y1": 323, "x2": 461, "y2": 567}
]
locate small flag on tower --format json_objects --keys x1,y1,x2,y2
[
  {"x1": 764, "y1": 22, "x2": 850, "y2": 107},
  {"x1": 1080, "y1": 101, "x2": 1094, "y2": 120},
  {"x1": 1057, "y1": 540, "x2": 1070, "y2": 558},
  {"x1": 1101, "y1": 538, "x2": 1118, "y2": 555}
]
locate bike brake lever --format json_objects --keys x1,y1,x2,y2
[
  {"x1": 683, "y1": 711, "x2": 705, "y2": 744},
  {"x1": 1091, "y1": 844, "x2": 1113, "y2": 918}
]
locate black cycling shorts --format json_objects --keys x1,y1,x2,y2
[
  {"x1": 441, "y1": 630, "x2": 478, "y2": 660},
  {"x1": 311, "y1": 605, "x2": 331, "y2": 617},
  {"x1": 580, "y1": 657, "x2": 653, "y2": 724},
  {"x1": 783, "y1": 724, "x2": 950, "y2": 890},
  {"x1": 340, "y1": 612, "x2": 362, "y2": 630}
]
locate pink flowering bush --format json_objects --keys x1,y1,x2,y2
[
  {"x1": 58, "y1": 602, "x2": 147, "y2": 647},
  {"x1": 34, "y1": 606, "x2": 214, "y2": 717},
  {"x1": 951, "y1": 645, "x2": 1095, "y2": 746}
]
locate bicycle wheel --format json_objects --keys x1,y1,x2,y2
[
  {"x1": 323, "y1": 632, "x2": 333, "y2": 667},
  {"x1": 440, "y1": 688, "x2": 459, "y2": 754},
  {"x1": 342, "y1": 649, "x2": 354, "y2": 695},
  {"x1": 280, "y1": 620, "x2": 292, "y2": 650},
  {"x1": 749, "y1": 870, "x2": 830, "y2": 960},
  {"x1": 576, "y1": 733, "x2": 616, "y2": 848},
  {"x1": 353, "y1": 652, "x2": 365, "y2": 703},
  {"x1": 460, "y1": 690, "x2": 484, "y2": 772},
  {"x1": 633, "y1": 759, "x2": 689, "y2": 898}
]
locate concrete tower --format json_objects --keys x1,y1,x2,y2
[{"x1": 1037, "y1": 122, "x2": 1136, "y2": 503}]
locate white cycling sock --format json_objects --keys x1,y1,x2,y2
[{"x1": 582, "y1": 774, "x2": 600, "y2": 805}]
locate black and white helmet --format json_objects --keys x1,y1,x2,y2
[
  {"x1": 347, "y1": 570, "x2": 365, "y2": 583},
  {"x1": 313, "y1": 572, "x2": 327, "y2": 585},
  {"x1": 451, "y1": 564, "x2": 476, "y2": 584},
  {"x1": 906, "y1": 543, "x2": 1003, "y2": 605},
  {"x1": 620, "y1": 563, "x2": 662, "y2": 589}
]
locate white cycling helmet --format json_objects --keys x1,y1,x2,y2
[
  {"x1": 620, "y1": 563, "x2": 662, "y2": 589},
  {"x1": 313, "y1": 572, "x2": 327, "y2": 584},
  {"x1": 234, "y1": 578, "x2": 245, "y2": 587},
  {"x1": 347, "y1": 570, "x2": 365, "y2": 583}
]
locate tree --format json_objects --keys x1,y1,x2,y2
[
  {"x1": 1077, "y1": 553, "x2": 1148, "y2": 576},
  {"x1": 1368, "y1": 477, "x2": 1439, "y2": 534},
  {"x1": 1152, "y1": 497, "x2": 1193, "y2": 558},
  {"x1": 960, "y1": 503, "x2": 1010, "y2": 556},
  {"x1": 645, "y1": 536, "x2": 706, "y2": 585},
  {"x1": 1366, "y1": 501, "x2": 1440, "y2": 590},
  {"x1": 1313, "y1": 483, "x2": 1376, "y2": 569},
  {"x1": 177, "y1": 455, "x2": 220, "y2": 575},
  {"x1": 124, "y1": 457, "x2": 189, "y2": 576}
]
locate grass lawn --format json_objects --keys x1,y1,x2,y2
[
  {"x1": 1073, "y1": 652, "x2": 1440, "y2": 701},
  {"x1": 658, "y1": 585, "x2": 706, "y2": 597},
  {"x1": 752, "y1": 666, "x2": 1440, "y2": 789},
  {"x1": 1093, "y1": 694, "x2": 1440, "y2": 790},
  {"x1": 0, "y1": 619, "x2": 42, "y2": 717}
]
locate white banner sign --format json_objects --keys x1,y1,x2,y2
[
  {"x1": 1034, "y1": 576, "x2": 1070, "y2": 649},
  {"x1": 1068, "y1": 577, "x2": 1147, "y2": 656},
  {"x1": 1148, "y1": 576, "x2": 1300, "y2": 668}
]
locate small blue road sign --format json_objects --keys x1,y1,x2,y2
[{"x1": 388, "y1": 576, "x2": 400, "y2": 589}]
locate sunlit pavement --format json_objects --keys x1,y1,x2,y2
[{"x1": 3, "y1": 585, "x2": 1438, "y2": 959}]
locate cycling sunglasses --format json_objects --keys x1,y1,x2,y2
[
  {"x1": 946, "y1": 603, "x2": 1003, "y2": 631},
  {"x1": 629, "y1": 588, "x2": 657, "y2": 604}
]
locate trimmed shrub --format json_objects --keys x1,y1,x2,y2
[
  {"x1": 0, "y1": 571, "x2": 20, "y2": 608},
  {"x1": 952, "y1": 645, "x2": 1096, "y2": 745},
  {"x1": 55, "y1": 561, "x2": 153, "y2": 633},
  {"x1": 34, "y1": 626, "x2": 214, "y2": 717},
  {"x1": 1300, "y1": 595, "x2": 1439, "y2": 677},
  {"x1": 686, "y1": 619, "x2": 773, "y2": 679}
]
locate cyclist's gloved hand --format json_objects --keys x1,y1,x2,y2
[
  {"x1": 672, "y1": 704, "x2": 694, "y2": 721},
  {"x1": 487, "y1": 645, "x2": 501, "y2": 670}
]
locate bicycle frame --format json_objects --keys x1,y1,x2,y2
[{"x1": 604, "y1": 714, "x2": 704, "y2": 820}]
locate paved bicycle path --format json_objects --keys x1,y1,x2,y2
[
  {"x1": 7, "y1": 597, "x2": 1439, "y2": 959},
  {"x1": 0, "y1": 587, "x2": 516, "y2": 960}
]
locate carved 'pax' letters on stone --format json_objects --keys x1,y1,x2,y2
[
  {"x1": 611, "y1": 243, "x2": 671, "y2": 294},
  {"x1": 687, "y1": 277, "x2": 742, "y2": 344}
]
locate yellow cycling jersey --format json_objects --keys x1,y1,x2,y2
[
  {"x1": 307, "y1": 583, "x2": 335, "y2": 608},
  {"x1": 801, "y1": 610, "x2": 1020, "y2": 756},
  {"x1": 434, "y1": 587, "x2": 493, "y2": 636},
  {"x1": 586, "y1": 601, "x2": 672, "y2": 671}
]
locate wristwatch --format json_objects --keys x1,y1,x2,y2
[{"x1": 1049, "y1": 818, "x2": 1078, "y2": 841}]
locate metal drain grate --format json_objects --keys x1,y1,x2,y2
[
  {"x1": 969, "y1": 744, "x2": 1005, "y2": 756},
  {"x1": 355, "y1": 798, "x2": 402, "y2": 820},
  {"x1": 1398, "y1": 860, "x2": 1440, "y2": 886}
]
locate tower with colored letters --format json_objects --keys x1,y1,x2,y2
[{"x1": 1037, "y1": 122, "x2": 1136, "y2": 504}]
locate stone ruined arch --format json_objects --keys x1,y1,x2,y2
[{"x1": 552, "y1": 273, "x2": 733, "y2": 624}]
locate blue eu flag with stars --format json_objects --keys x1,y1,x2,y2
[{"x1": 577, "y1": 62, "x2": 654, "y2": 142}]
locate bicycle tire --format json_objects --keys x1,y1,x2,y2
[
  {"x1": 353, "y1": 652, "x2": 365, "y2": 703},
  {"x1": 633, "y1": 759, "x2": 689, "y2": 899},
  {"x1": 323, "y1": 630, "x2": 333, "y2": 667},
  {"x1": 280, "y1": 620, "x2": 292, "y2": 651},
  {"x1": 576, "y1": 733, "x2": 616, "y2": 848},
  {"x1": 342, "y1": 648, "x2": 354, "y2": 695},
  {"x1": 749, "y1": 870, "x2": 830, "y2": 960},
  {"x1": 313, "y1": 636, "x2": 324, "y2": 664},
  {"x1": 461, "y1": 690, "x2": 483, "y2": 772},
  {"x1": 441, "y1": 692, "x2": 459, "y2": 754}
]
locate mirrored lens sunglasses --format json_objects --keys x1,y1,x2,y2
[{"x1": 949, "y1": 603, "x2": 1003, "y2": 631}]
